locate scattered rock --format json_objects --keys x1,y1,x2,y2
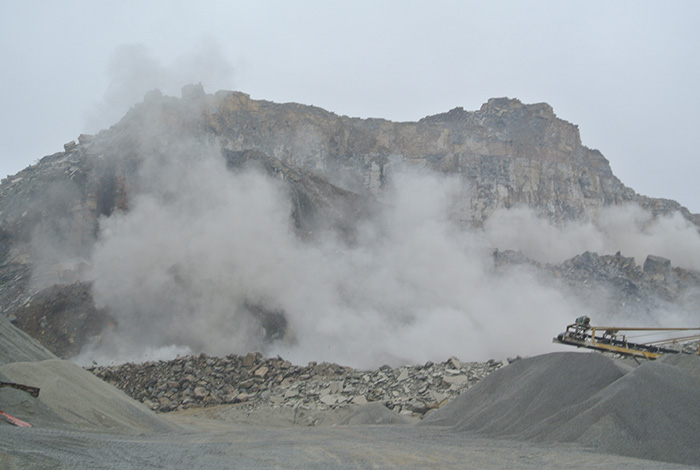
[
  {"x1": 494, "y1": 249, "x2": 700, "y2": 321},
  {"x1": 89, "y1": 353, "x2": 505, "y2": 420}
]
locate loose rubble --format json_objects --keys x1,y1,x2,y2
[
  {"x1": 494, "y1": 249, "x2": 700, "y2": 321},
  {"x1": 88, "y1": 353, "x2": 509, "y2": 419}
]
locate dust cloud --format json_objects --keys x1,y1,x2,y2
[
  {"x1": 79, "y1": 147, "x2": 700, "y2": 368},
  {"x1": 71, "y1": 134, "x2": 700, "y2": 368},
  {"x1": 72, "y1": 54, "x2": 700, "y2": 367},
  {"x1": 78, "y1": 127, "x2": 587, "y2": 368}
]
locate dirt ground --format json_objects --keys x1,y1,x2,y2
[{"x1": 1, "y1": 415, "x2": 698, "y2": 470}]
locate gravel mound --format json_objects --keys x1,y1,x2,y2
[
  {"x1": 0, "y1": 314, "x2": 55, "y2": 366},
  {"x1": 0, "y1": 316, "x2": 177, "y2": 434},
  {"x1": 0, "y1": 359, "x2": 179, "y2": 433},
  {"x1": 422, "y1": 352, "x2": 629, "y2": 432},
  {"x1": 657, "y1": 353, "x2": 700, "y2": 384},
  {"x1": 422, "y1": 351, "x2": 700, "y2": 466}
]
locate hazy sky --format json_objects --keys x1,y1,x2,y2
[{"x1": 2, "y1": 0, "x2": 699, "y2": 212}]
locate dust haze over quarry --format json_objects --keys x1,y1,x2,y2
[
  {"x1": 85, "y1": 147, "x2": 586, "y2": 367},
  {"x1": 2, "y1": 85, "x2": 700, "y2": 369}
]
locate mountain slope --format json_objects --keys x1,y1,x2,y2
[{"x1": 0, "y1": 85, "x2": 698, "y2": 362}]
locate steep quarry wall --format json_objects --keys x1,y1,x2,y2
[{"x1": 206, "y1": 92, "x2": 646, "y2": 224}]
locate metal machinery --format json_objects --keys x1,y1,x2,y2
[{"x1": 554, "y1": 316, "x2": 700, "y2": 359}]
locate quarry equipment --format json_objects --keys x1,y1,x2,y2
[
  {"x1": 0, "y1": 381, "x2": 40, "y2": 398},
  {"x1": 0, "y1": 410, "x2": 32, "y2": 427},
  {"x1": 554, "y1": 316, "x2": 700, "y2": 359}
]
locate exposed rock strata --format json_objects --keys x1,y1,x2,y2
[
  {"x1": 208, "y1": 93, "x2": 630, "y2": 223},
  {"x1": 203, "y1": 92, "x2": 698, "y2": 226}
]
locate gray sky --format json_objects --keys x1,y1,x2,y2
[{"x1": 2, "y1": 0, "x2": 699, "y2": 212}]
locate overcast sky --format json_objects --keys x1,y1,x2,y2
[{"x1": 1, "y1": 0, "x2": 699, "y2": 212}]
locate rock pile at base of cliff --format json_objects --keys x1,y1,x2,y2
[{"x1": 88, "y1": 352, "x2": 507, "y2": 419}]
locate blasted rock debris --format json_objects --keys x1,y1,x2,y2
[
  {"x1": 89, "y1": 353, "x2": 507, "y2": 419},
  {"x1": 493, "y1": 249, "x2": 700, "y2": 320}
]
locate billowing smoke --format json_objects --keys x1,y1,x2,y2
[
  {"x1": 77, "y1": 138, "x2": 700, "y2": 367},
  {"x1": 70, "y1": 128, "x2": 700, "y2": 368},
  {"x1": 71, "y1": 51, "x2": 700, "y2": 367},
  {"x1": 77, "y1": 126, "x2": 589, "y2": 368}
]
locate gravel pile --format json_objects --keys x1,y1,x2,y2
[
  {"x1": 88, "y1": 352, "x2": 507, "y2": 418},
  {"x1": 0, "y1": 314, "x2": 55, "y2": 366},
  {"x1": 422, "y1": 351, "x2": 700, "y2": 466},
  {"x1": 0, "y1": 359, "x2": 178, "y2": 433}
]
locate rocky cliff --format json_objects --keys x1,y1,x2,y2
[
  {"x1": 0, "y1": 85, "x2": 698, "y2": 360},
  {"x1": 205, "y1": 90, "x2": 697, "y2": 225}
]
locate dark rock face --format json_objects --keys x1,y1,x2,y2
[
  {"x1": 643, "y1": 254, "x2": 671, "y2": 278},
  {"x1": 88, "y1": 352, "x2": 506, "y2": 419},
  {"x1": 8, "y1": 282, "x2": 111, "y2": 358},
  {"x1": 222, "y1": 149, "x2": 368, "y2": 239}
]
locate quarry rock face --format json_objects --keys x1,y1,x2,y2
[
  {"x1": 0, "y1": 86, "x2": 699, "y2": 358},
  {"x1": 205, "y1": 93, "x2": 698, "y2": 226},
  {"x1": 209, "y1": 93, "x2": 630, "y2": 224}
]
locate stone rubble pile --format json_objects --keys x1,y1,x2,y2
[
  {"x1": 494, "y1": 249, "x2": 700, "y2": 321},
  {"x1": 88, "y1": 353, "x2": 508, "y2": 418}
]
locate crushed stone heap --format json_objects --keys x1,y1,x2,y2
[
  {"x1": 88, "y1": 352, "x2": 508, "y2": 419},
  {"x1": 421, "y1": 351, "x2": 700, "y2": 467}
]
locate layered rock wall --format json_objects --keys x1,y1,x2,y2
[{"x1": 206, "y1": 92, "x2": 641, "y2": 223}]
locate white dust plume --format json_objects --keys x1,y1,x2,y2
[{"x1": 79, "y1": 141, "x2": 587, "y2": 368}]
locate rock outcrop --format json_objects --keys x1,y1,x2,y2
[
  {"x1": 207, "y1": 94, "x2": 625, "y2": 223},
  {"x1": 203, "y1": 93, "x2": 698, "y2": 226}
]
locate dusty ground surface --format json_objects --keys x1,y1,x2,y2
[
  {"x1": 1, "y1": 378, "x2": 699, "y2": 470},
  {"x1": 2, "y1": 417, "x2": 699, "y2": 470}
]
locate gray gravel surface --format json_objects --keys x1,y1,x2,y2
[
  {"x1": 423, "y1": 351, "x2": 700, "y2": 466},
  {"x1": 0, "y1": 315, "x2": 55, "y2": 366},
  {"x1": 1, "y1": 420, "x2": 698, "y2": 470}
]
